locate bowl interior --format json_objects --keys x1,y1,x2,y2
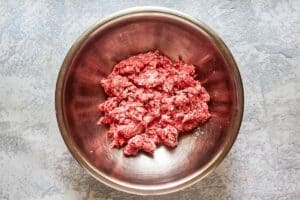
[{"x1": 58, "y1": 10, "x2": 242, "y2": 193}]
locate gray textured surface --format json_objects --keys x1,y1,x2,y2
[{"x1": 0, "y1": 0, "x2": 299, "y2": 199}]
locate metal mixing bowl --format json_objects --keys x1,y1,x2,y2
[{"x1": 55, "y1": 7, "x2": 244, "y2": 195}]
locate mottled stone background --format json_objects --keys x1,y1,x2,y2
[{"x1": 0, "y1": 0, "x2": 299, "y2": 199}]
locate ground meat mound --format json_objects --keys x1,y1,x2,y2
[{"x1": 97, "y1": 50, "x2": 210, "y2": 156}]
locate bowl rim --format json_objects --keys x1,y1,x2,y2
[{"x1": 55, "y1": 6, "x2": 244, "y2": 195}]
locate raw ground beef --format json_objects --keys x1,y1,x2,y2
[{"x1": 97, "y1": 50, "x2": 210, "y2": 156}]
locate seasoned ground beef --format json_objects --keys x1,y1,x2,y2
[{"x1": 98, "y1": 50, "x2": 210, "y2": 156}]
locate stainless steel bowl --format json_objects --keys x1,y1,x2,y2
[{"x1": 55, "y1": 7, "x2": 244, "y2": 195}]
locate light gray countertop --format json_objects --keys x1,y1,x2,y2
[{"x1": 0, "y1": 1, "x2": 299, "y2": 199}]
